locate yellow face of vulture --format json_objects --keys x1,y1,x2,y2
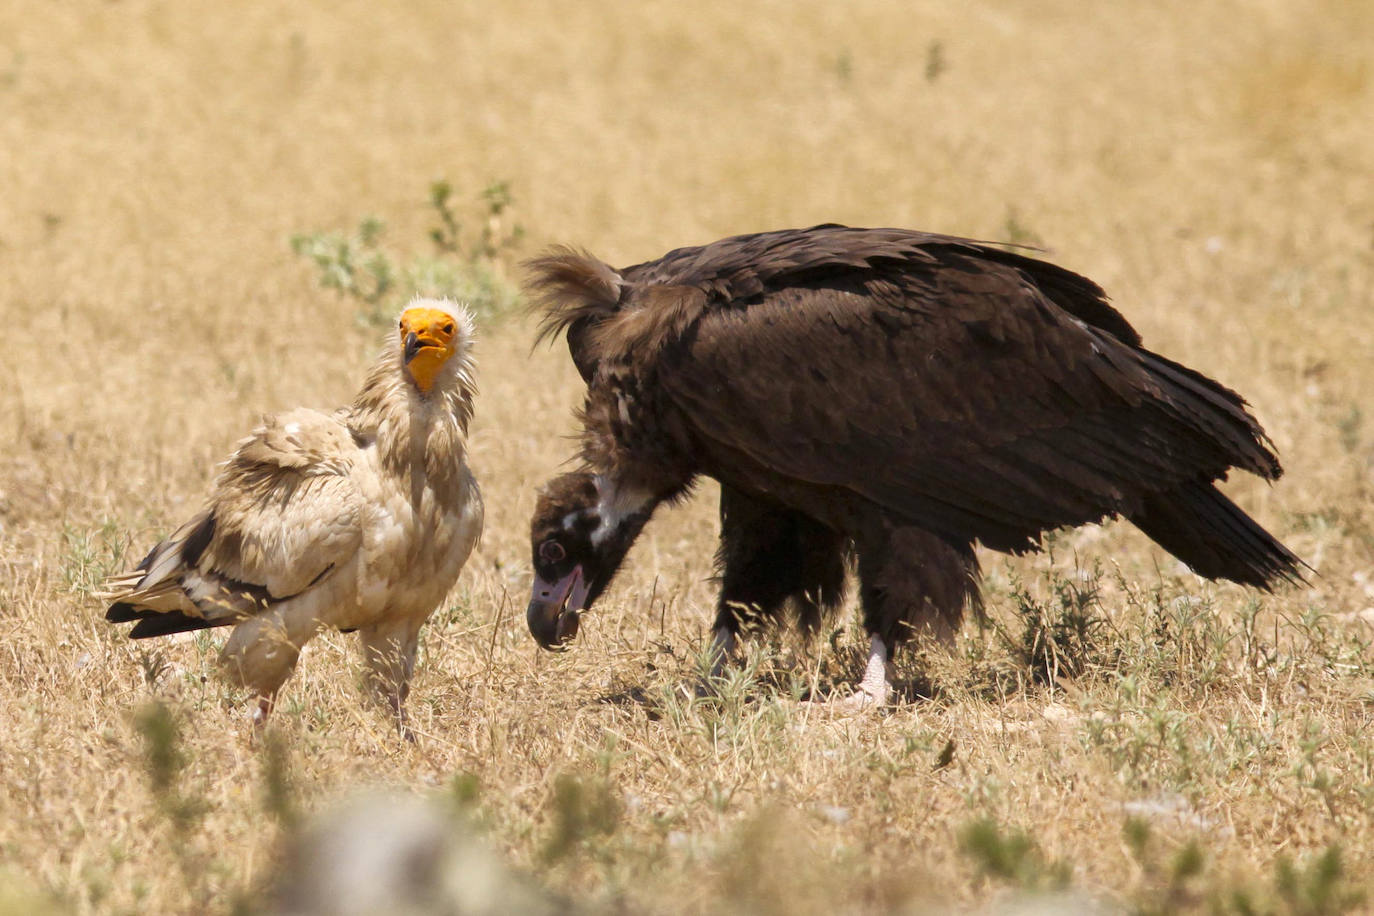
[{"x1": 399, "y1": 305, "x2": 462, "y2": 392}]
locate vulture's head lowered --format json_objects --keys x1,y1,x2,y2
[{"x1": 527, "y1": 471, "x2": 655, "y2": 650}]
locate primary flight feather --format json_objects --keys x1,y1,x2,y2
[
  {"x1": 103, "y1": 299, "x2": 483, "y2": 731},
  {"x1": 523, "y1": 225, "x2": 1304, "y2": 708}
]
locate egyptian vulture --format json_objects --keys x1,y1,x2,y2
[
  {"x1": 523, "y1": 225, "x2": 1303, "y2": 707},
  {"x1": 104, "y1": 299, "x2": 483, "y2": 730}
]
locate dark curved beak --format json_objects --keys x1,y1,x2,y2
[
  {"x1": 404, "y1": 332, "x2": 424, "y2": 363},
  {"x1": 527, "y1": 565, "x2": 588, "y2": 650}
]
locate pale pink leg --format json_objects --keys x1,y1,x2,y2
[{"x1": 825, "y1": 634, "x2": 893, "y2": 713}]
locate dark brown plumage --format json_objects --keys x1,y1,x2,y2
[{"x1": 524, "y1": 224, "x2": 1303, "y2": 706}]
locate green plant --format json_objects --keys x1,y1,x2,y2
[
  {"x1": 541, "y1": 771, "x2": 622, "y2": 864},
  {"x1": 1123, "y1": 816, "x2": 1205, "y2": 914},
  {"x1": 1271, "y1": 846, "x2": 1363, "y2": 916},
  {"x1": 259, "y1": 728, "x2": 300, "y2": 833},
  {"x1": 1217, "y1": 846, "x2": 1364, "y2": 916},
  {"x1": 959, "y1": 817, "x2": 1071, "y2": 892},
  {"x1": 290, "y1": 179, "x2": 524, "y2": 328},
  {"x1": 1003, "y1": 565, "x2": 1112, "y2": 686},
  {"x1": 61, "y1": 519, "x2": 125, "y2": 596},
  {"x1": 134, "y1": 701, "x2": 209, "y2": 835},
  {"x1": 132, "y1": 701, "x2": 218, "y2": 911},
  {"x1": 1002, "y1": 206, "x2": 1044, "y2": 247},
  {"x1": 925, "y1": 40, "x2": 947, "y2": 82},
  {"x1": 290, "y1": 215, "x2": 394, "y2": 308}
]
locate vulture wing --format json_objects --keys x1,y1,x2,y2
[
  {"x1": 104, "y1": 407, "x2": 366, "y2": 636},
  {"x1": 622, "y1": 228, "x2": 1282, "y2": 556}
]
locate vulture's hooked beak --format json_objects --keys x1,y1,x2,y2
[
  {"x1": 403, "y1": 331, "x2": 434, "y2": 364},
  {"x1": 527, "y1": 565, "x2": 588, "y2": 650}
]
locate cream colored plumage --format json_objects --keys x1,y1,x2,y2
[{"x1": 103, "y1": 299, "x2": 483, "y2": 731}]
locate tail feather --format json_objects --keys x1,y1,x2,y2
[
  {"x1": 100, "y1": 509, "x2": 258, "y2": 638},
  {"x1": 105, "y1": 601, "x2": 230, "y2": 638},
  {"x1": 1128, "y1": 479, "x2": 1306, "y2": 589},
  {"x1": 1137, "y1": 349, "x2": 1283, "y2": 482},
  {"x1": 104, "y1": 601, "x2": 143, "y2": 624},
  {"x1": 128, "y1": 612, "x2": 224, "y2": 639}
]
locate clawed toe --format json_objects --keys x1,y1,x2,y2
[{"x1": 808, "y1": 685, "x2": 889, "y2": 715}]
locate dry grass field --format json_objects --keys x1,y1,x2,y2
[{"x1": 2, "y1": 1, "x2": 1373, "y2": 912}]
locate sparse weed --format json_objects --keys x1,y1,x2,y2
[
  {"x1": 1270, "y1": 846, "x2": 1365, "y2": 916},
  {"x1": 1212, "y1": 846, "x2": 1366, "y2": 916},
  {"x1": 1006, "y1": 565, "x2": 1112, "y2": 685},
  {"x1": 541, "y1": 771, "x2": 622, "y2": 865},
  {"x1": 647, "y1": 639, "x2": 801, "y2": 761},
  {"x1": 259, "y1": 728, "x2": 300, "y2": 833},
  {"x1": 1334, "y1": 404, "x2": 1362, "y2": 454},
  {"x1": 59, "y1": 519, "x2": 125, "y2": 596},
  {"x1": 450, "y1": 771, "x2": 481, "y2": 810},
  {"x1": 963, "y1": 563, "x2": 1115, "y2": 698},
  {"x1": 134, "y1": 701, "x2": 208, "y2": 834},
  {"x1": 132, "y1": 701, "x2": 218, "y2": 911},
  {"x1": 832, "y1": 48, "x2": 853, "y2": 84},
  {"x1": 1123, "y1": 817, "x2": 1206, "y2": 914},
  {"x1": 0, "y1": 51, "x2": 23, "y2": 90},
  {"x1": 959, "y1": 817, "x2": 1072, "y2": 893},
  {"x1": 289, "y1": 215, "x2": 394, "y2": 308},
  {"x1": 136, "y1": 647, "x2": 170, "y2": 688},
  {"x1": 924, "y1": 40, "x2": 947, "y2": 83},
  {"x1": 714, "y1": 808, "x2": 840, "y2": 916},
  {"x1": 290, "y1": 179, "x2": 523, "y2": 328},
  {"x1": 1002, "y1": 206, "x2": 1044, "y2": 247}
]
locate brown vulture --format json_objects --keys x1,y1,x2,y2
[
  {"x1": 103, "y1": 299, "x2": 484, "y2": 731},
  {"x1": 523, "y1": 225, "x2": 1303, "y2": 707}
]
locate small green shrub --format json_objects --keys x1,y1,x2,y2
[
  {"x1": 541, "y1": 771, "x2": 622, "y2": 865},
  {"x1": 1004, "y1": 565, "x2": 1112, "y2": 686},
  {"x1": 61, "y1": 519, "x2": 125, "y2": 597},
  {"x1": 958, "y1": 817, "x2": 1071, "y2": 892},
  {"x1": 290, "y1": 179, "x2": 524, "y2": 327}
]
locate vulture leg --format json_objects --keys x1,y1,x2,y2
[
  {"x1": 708, "y1": 486, "x2": 848, "y2": 682},
  {"x1": 359, "y1": 620, "x2": 423, "y2": 740},
  {"x1": 253, "y1": 693, "x2": 277, "y2": 727},
  {"x1": 823, "y1": 634, "x2": 896, "y2": 712},
  {"x1": 220, "y1": 604, "x2": 322, "y2": 726},
  {"x1": 827, "y1": 525, "x2": 979, "y2": 709}
]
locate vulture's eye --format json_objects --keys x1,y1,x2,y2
[
  {"x1": 398, "y1": 319, "x2": 405, "y2": 329},
  {"x1": 443, "y1": 322, "x2": 455, "y2": 335},
  {"x1": 539, "y1": 540, "x2": 566, "y2": 563}
]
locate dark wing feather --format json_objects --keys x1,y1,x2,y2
[
  {"x1": 528, "y1": 225, "x2": 1141, "y2": 385},
  {"x1": 622, "y1": 225, "x2": 1143, "y2": 346},
  {"x1": 643, "y1": 242, "x2": 1280, "y2": 555}
]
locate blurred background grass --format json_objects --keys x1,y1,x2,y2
[{"x1": 1, "y1": 1, "x2": 1372, "y2": 913}]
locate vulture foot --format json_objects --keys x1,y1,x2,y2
[
  {"x1": 387, "y1": 695, "x2": 417, "y2": 744},
  {"x1": 245, "y1": 693, "x2": 278, "y2": 746},
  {"x1": 253, "y1": 693, "x2": 276, "y2": 727},
  {"x1": 818, "y1": 683, "x2": 890, "y2": 715},
  {"x1": 813, "y1": 634, "x2": 894, "y2": 714}
]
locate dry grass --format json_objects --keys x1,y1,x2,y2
[{"x1": 2, "y1": 1, "x2": 1373, "y2": 913}]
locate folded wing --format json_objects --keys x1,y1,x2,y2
[
  {"x1": 104, "y1": 408, "x2": 366, "y2": 637},
  {"x1": 640, "y1": 235, "x2": 1282, "y2": 555}
]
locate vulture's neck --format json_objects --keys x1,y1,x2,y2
[
  {"x1": 352, "y1": 347, "x2": 476, "y2": 501},
  {"x1": 590, "y1": 473, "x2": 659, "y2": 547}
]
